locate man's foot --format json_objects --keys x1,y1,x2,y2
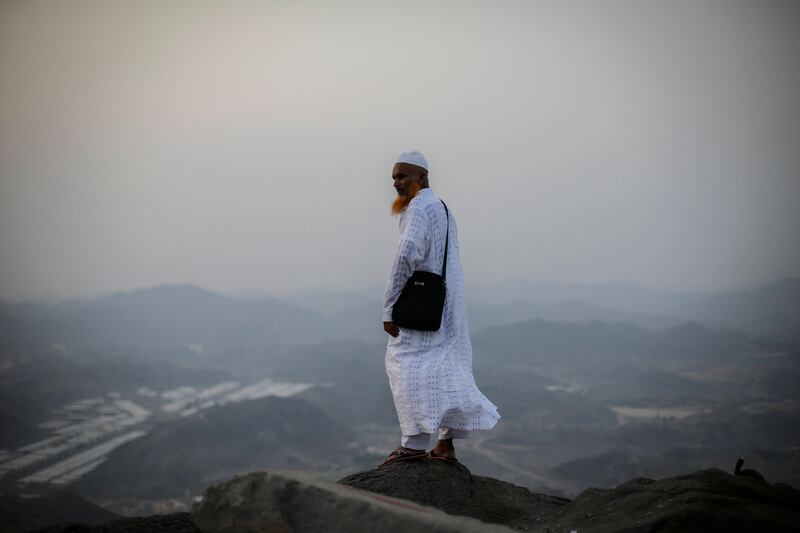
[
  {"x1": 428, "y1": 439, "x2": 458, "y2": 463},
  {"x1": 379, "y1": 446, "x2": 427, "y2": 467}
]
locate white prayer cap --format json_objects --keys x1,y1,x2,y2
[{"x1": 395, "y1": 150, "x2": 428, "y2": 171}]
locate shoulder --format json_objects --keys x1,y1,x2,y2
[
  {"x1": 413, "y1": 191, "x2": 453, "y2": 223},
  {"x1": 402, "y1": 203, "x2": 430, "y2": 225},
  {"x1": 409, "y1": 190, "x2": 441, "y2": 216}
]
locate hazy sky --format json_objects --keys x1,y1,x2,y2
[{"x1": 1, "y1": 0, "x2": 798, "y2": 302}]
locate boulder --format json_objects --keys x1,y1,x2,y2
[
  {"x1": 338, "y1": 459, "x2": 567, "y2": 530},
  {"x1": 190, "y1": 469, "x2": 514, "y2": 533},
  {"x1": 29, "y1": 465, "x2": 800, "y2": 533},
  {"x1": 546, "y1": 468, "x2": 800, "y2": 532}
]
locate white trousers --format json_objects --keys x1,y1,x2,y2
[{"x1": 401, "y1": 427, "x2": 469, "y2": 450}]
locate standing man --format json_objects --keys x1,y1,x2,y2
[{"x1": 381, "y1": 150, "x2": 500, "y2": 466}]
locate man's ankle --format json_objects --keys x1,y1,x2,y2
[{"x1": 436, "y1": 439, "x2": 455, "y2": 451}]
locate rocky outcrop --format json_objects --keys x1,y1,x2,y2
[
  {"x1": 29, "y1": 463, "x2": 800, "y2": 533},
  {"x1": 338, "y1": 459, "x2": 568, "y2": 530},
  {"x1": 546, "y1": 468, "x2": 800, "y2": 533},
  {"x1": 339, "y1": 463, "x2": 800, "y2": 532},
  {"x1": 191, "y1": 469, "x2": 513, "y2": 533}
]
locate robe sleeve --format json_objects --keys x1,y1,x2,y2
[{"x1": 382, "y1": 205, "x2": 431, "y2": 322}]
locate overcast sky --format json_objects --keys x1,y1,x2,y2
[{"x1": 1, "y1": 0, "x2": 798, "y2": 302}]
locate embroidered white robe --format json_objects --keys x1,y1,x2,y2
[{"x1": 383, "y1": 188, "x2": 500, "y2": 436}]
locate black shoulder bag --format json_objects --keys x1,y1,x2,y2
[{"x1": 391, "y1": 200, "x2": 449, "y2": 331}]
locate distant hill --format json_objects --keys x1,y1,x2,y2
[
  {"x1": 468, "y1": 279, "x2": 702, "y2": 313},
  {"x1": 468, "y1": 299, "x2": 682, "y2": 332},
  {"x1": 650, "y1": 320, "x2": 751, "y2": 360},
  {"x1": 4, "y1": 278, "x2": 797, "y2": 357},
  {"x1": 472, "y1": 318, "x2": 756, "y2": 368},
  {"x1": 472, "y1": 319, "x2": 654, "y2": 367},
  {"x1": 0, "y1": 487, "x2": 118, "y2": 533},
  {"x1": 277, "y1": 287, "x2": 379, "y2": 316},
  {"x1": 0, "y1": 352, "x2": 114, "y2": 419},
  {"x1": 273, "y1": 277, "x2": 800, "y2": 341},
  {"x1": 0, "y1": 395, "x2": 44, "y2": 448},
  {"x1": 70, "y1": 396, "x2": 353, "y2": 504},
  {"x1": 677, "y1": 277, "x2": 800, "y2": 341},
  {"x1": 1, "y1": 284, "x2": 338, "y2": 356},
  {"x1": 264, "y1": 340, "x2": 396, "y2": 428},
  {"x1": 468, "y1": 277, "x2": 800, "y2": 341},
  {"x1": 469, "y1": 318, "x2": 761, "y2": 423}
]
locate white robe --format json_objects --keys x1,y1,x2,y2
[{"x1": 383, "y1": 188, "x2": 500, "y2": 436}]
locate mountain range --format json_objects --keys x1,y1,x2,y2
[{"x1": 0, "y1": 277, "x2": 798, "y2": 522}]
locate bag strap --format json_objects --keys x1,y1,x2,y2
[{"x1": 441, "y1": 200, "x2": 449, "y2": 281}]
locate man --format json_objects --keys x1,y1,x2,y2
[{"x1": 381, "y1": 150, "x2": 500, "y2": 467}]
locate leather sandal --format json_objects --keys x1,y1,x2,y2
[{"x1": 379, "y1": 447, "x2": 427, "y2": 467}]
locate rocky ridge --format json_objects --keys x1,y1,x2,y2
[
  {"x1": 26, "y1": 460, "x2": 800, "y2": 533},
  {"x1": 337, "y1": 461, "x2": 800, "y2": 532},
  {"x1": 338, "y1": 459, "x2": 568, "y2": 530}
]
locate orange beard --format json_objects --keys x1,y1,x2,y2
[{"x1": 391, "y1": 181, "x2": 422, "y2": 215}]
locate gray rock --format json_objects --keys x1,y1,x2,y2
[
  {"x1": 32, "y1": 466, "x2": 800, "y2": 533},
  {"x1": 191, "y1": 469, "x2": 515, "y2": 533},
  {"x1": 546, "y1": 468, "x2": 800, "y2": 532},
  {"x1": 338, "y1": 459, "x2": 568, "y2": 530}
]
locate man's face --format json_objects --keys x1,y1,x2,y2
[{"x1": 392, "y1": 163, "x2": 425, "y2": 197}]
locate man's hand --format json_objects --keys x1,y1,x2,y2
[{"x1": 383, "y1": 321, "x2": 400, "y2": 337}]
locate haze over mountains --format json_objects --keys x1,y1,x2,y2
[{"x1": 0, "y1": 277, "x2": 798, "y2": 524}]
